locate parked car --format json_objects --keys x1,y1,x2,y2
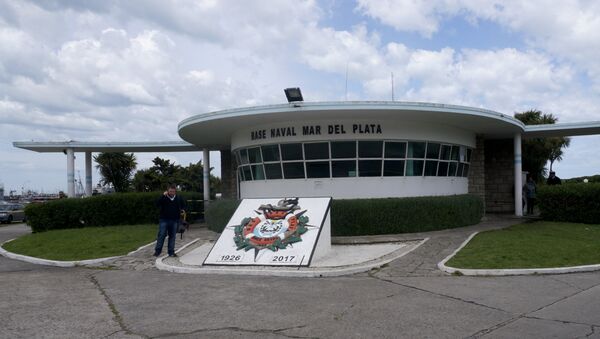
[{"x1": 0, "y1": 204, "x2": 26, "y2": 223}]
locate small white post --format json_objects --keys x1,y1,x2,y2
[
  {"x1": 514, "y1": 133, "x2": 523, "y2": 216},
  {"x1": 203, "y1": 149, "x2": 210, "y2": 205},
  {"x1": 67, "y1": 148, "x2": 75, "y2": 197}
]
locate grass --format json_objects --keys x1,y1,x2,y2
[
  {"x1": 2, "y1": 224, "x2": 157, "y2": 261},
  {"x1": 446, "y1": 221, "x2": 600, "y2": 269}
]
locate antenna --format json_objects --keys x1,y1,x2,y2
[{"x1": 391, "y1": 72, "x2": 395, "y2": 101}]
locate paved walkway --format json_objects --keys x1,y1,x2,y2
[{"x1": 1, "y1": 218, "x2": 599, "y2": 338}]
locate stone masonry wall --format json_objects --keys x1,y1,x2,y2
[
  {"x1": 468, "y1": 135, "x2": 486, "y2": 210},
  {"x1": 484, "y1": 139, "x2": 514, "y2": 213},
  {"x1": 220, "y1": 150, "x2": 238, "y2": 199}
]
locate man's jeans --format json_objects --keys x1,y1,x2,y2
[{"x1": 155, "y1": 218, "x2": 178, "y2": 255}]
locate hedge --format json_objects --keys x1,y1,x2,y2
[
  {"x1": 205, "y1": 194, "x2": 483, "y2": 236},
  {"x1": 25, "y1": 192, "x2": 203, "y2": 233},
  {"x1": 538, "y1": 183, "x2": 600, "y2": 224}
]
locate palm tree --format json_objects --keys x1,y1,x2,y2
[{"x1": 94, "y1": 152, "x2": 137, "y2": 192}]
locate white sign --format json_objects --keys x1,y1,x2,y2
[{"x1": 203, "y1": 197, "x2": 331, "y2": 267}]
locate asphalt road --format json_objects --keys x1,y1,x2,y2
[{"x1": 1, "y1": 222, "x2": 599, "y2": 339}]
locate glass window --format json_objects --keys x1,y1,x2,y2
[
  {"x1": 331, "y1": 141, "x2": 356, "y2": 158},
  {"x1": 304, "y1": 142, "x2": 329, "y2": 160},
  {"x1": 466, "y1": 148, "x2": 472, "y2": 162},
  {"x1": 462, "y1": 164, "x2": 470, "y2": 177},
  {"x1": 306, "y1": 161, "x2": 330, "y2": 178},
  {"x1": 282, "y1": 162, "x2": 305, "y2": 179},
  {"x1": 448, "y1": 162, "x2": 458, "y2": 176},
  {"x1": 332, "y1": 160, "x2": 356, "y2": 177},
  {"x1": 384, "y1": 160, "x2": 405, "y2": 176},
  {"x1": 440, "y1": 145, "x2": 451, "y2": 160},
  {"x1": 384, "y1": 142, "x2": 406, "y2": 158},
  {"x1": 251, "y1": 164, "x2": 265, "y2": 180},
  {"x1": 359, "y1": 141, "x2": 383, "y2": 158},
  {"x1": 359, "y1": 160, "x2": 381, "y2": 176},
  {"x1": 407, "y1": 142, "x2": 426, "y2": 158},
  {"x1": 248, "y1": 147, "x2": 262, "y2": 163},
  {"x1": 405, "y1": 160, "x2": 424, "y2": 176},
  {"x1": 437, "y1": 162, "x2": 448, "y2": 176},
  {"x1": 424, "y1": 160, "x2": 438, "y2": 176},
  {"x1": 235, "y1": 151, "x2": 242, "y2": 166},
  {"x1": 240, "y1": 149, "x2": 249, "y2": 164},
  {"x1": 426, "y1": 143, "x2": 441, "y2": 159},
  {"x1": 450, "y1": 146, "x2": 460, "y2": 161},
  {"x1": 264, "y1": 163, "x2": 282, "y2": 179},
  {"x1": 459, "y1": 146, "x2": 466, "y2": 162},
  {"x1": 261, "y1": 145, "x2": 280, "y2": 162},
  {"x1": 242, "y1": 166, "x2": 252, "y2": 180},
  {"x1": 281, "y1": 143, "x2": 303, "y2": 161},
  {"x1": 457, "y1": 163, "x2": 464, "y2": 177}
]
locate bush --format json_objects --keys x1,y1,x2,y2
[
  {"x1": 25, "y1": 192, "x2": 203, "y2": 232},
  {"x1": 205, "y1": 199, "x2": 241, "y2": 233},
  {"x1": 204, "y1": 195, "x2": 483, "y2": 236},
  {"x1": 538, "y1": 183, "x2": 600, "y2": 224}
]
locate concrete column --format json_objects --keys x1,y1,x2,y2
[
  {"x1": 514, "y1": 133, "x2": 523, "y2": 216},
  {"x1": 203, "y1": 149, "x2": 210, "y2": 204},
  {"x1": 85, "y1": 151, "x2": 92, "y2": 197},
  {"x1": 66, "y1": 148, "x2": 75, "y2": 197}
]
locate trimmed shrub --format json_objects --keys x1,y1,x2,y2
[
  {"x1": 538, "y1": 183, "x2": 600, "y2": 224},
  {"x1": 331, "y1": 194, "x2": 483, "y2": 236},
  {"x1": 205, "y1": 199, "x2": 241, "y2": 233},
  {"x1": 205, "y1": 195, "x2": 483, "y2": 236},
  {"x1": 25, "y1": 192, "x2": 203, "y2": 232}
]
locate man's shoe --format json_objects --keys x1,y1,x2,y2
[
  {"x1": 168, "y1": 253, "x2": 178, "y2": 257},
  {"x1": 153, "y1": 252, "x2": 160, "y2": 257}
]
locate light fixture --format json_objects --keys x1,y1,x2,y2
[{"x1": 284, "y1": 87, "x2": 303, "y2": 103}]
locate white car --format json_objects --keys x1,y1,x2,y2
[{"x1": 0, "y1": 204, "x2": 26, "y2": 223}]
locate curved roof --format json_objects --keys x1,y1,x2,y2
[
  {"x1": 178, "y1": 101, "x2": 526, "y2": 149},
  {"x1": 13, "y1": 140, "x2": 199, "y2": 153}
]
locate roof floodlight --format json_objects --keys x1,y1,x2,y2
[{"x1": 284, "y1": 87, "x2": 303, "y2": 103}]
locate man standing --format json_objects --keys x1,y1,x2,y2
[
  {"x1": 524, "y1": 177, "x2": 537, "y2": 215},
  {"x1": 154, "y1": 184, "x2": 186, "y2": 257},
  {"x1": 547, "y1": 171, "x2": 562, "y2": 185}
]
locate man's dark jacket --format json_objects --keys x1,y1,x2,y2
[{"x1": 157, "y1": 194, "x2": 186, "y2": 220}]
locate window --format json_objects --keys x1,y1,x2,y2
[
  {"x1": 282, "y1": 162, "x2": 305, "y2": 179},
  {"x1": 359, "y1": 160, "x2": 381, "y2": 176},
  {"x1": 306, "y1": 161, "x2": 330, "y2": 178},
  {"x1": 304, "y1": 142, "x2": 329, "y2": 160},
  {"x1": 437, "y1": 162, "x2": 448, "y2": 176},
  {"x1": 264, "y1": 163, "x2": 283, "y2": 179},
  {"x1": 358, "y1": 141, "x2": 383, "y2": 158},
  {"x1": 448, "y1": 162, "x2": 458, "y2": 176},
  {"x1": 450, "y1": 146, "x2": 460, "y2": 161},
  {"x1": 424, "y1": 160, "x2": 438, "y2": 176},
  {"x1": 405, "y1": 160, "x2": 424, "y2": 176},
  {"x1": 241, "y1": 166, "x2": 252, "y2": 180},
  {"x1": 426, "y1": 143, "x2": 440, "y2": 159},
  {"x1": 331, "y1": 141, "x2": 356, "y2": 158},
  {"x1": 384, "y1": 142, "x2": 406, "y2": 158},
  {"x1": 251, "y1": 164, "x2": 265, "y2": 180},
  {"x1": 261, "y1": 145, "x2": 280, "y2": 162},
  {"x1": 384, "y1": 160, "x2": 405, "y2": 176},
  {"x1": 240, "y1": 149, "x2": 249, "y2": 164},
  {"x1": 407, "y1": 142, "x2": 426, "y2": 158},
  {"x1": 462, "y1": 164, "x2": 470, "y2": 177},
  {"x1": 248, "y1": 147, "x2": 262, "y2": 163},
  {"x1": 440, "y1": 145, "x2": 451, "y2": 160},
  {"x1": 281, "y1": 143, "x2": 303, "y2": 161},
  {"x1": 332, "y1": 160, "x2": 356, "y2": 177}
]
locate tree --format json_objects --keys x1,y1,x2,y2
[
  {"x1": 514, "y1": 110, "x2": 570, "y2": 181},
  {"x1": 94, "y1": 152, "x2": 137, "y2": 192}
]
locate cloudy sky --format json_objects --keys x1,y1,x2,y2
[{"x1": 1, "y1": 0, "x2": 600, "y2": 195}]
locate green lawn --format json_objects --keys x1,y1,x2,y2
[
  {"x1": 2, "y1": 224, "x2": 157, "y2": 261},
  {"x1": 446, "y1": 221, "x2": 600, "y2": 269}
]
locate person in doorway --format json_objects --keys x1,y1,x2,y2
[
  {"x1": 523, "y1": 177, "x2": 537, "y2": 215},
  {"x1": 547, "y1": 171, "x2": 562, "y2": 185},
  {"x1": 154, "y1": 184, "x2": 186, "y2": 257}
]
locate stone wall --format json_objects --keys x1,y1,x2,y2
[
  {"x1": 468, "y1": 135, "x2": 486, "y2": 210},
  {"x1": 484, "y1": 139, "x2": 514, "y2": 213},
  {"x1": 220, "y1": 150, "x2": 238, "y2": 199}
]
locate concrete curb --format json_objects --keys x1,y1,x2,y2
[
  {"x1": 438, "y1": 231, "x2": 600, "y2": 276},
  {"x1": 155, "y1": 238, "x2": 429, "y2": 277},
  {"x1": 0, "y1": 238, "x2": 155, "y2": 267}
]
